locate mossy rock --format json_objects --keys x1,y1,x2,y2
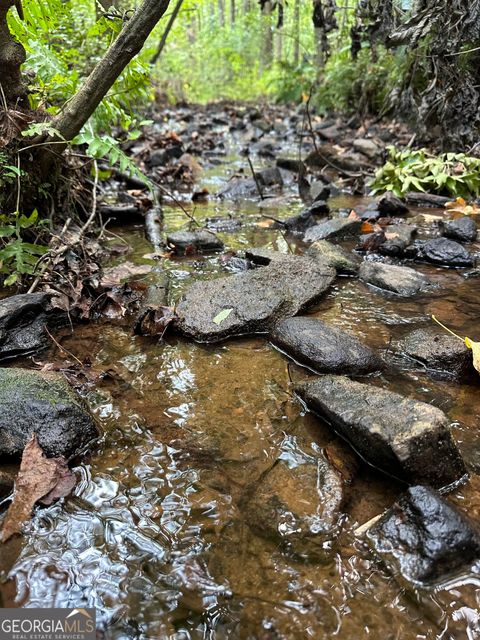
[{"x1": 0, "y1": 368, "x2": 99, "y2": 460}]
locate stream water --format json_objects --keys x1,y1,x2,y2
[{"x1": 1, "y1": 111, "x2": 480, "y2": 639}]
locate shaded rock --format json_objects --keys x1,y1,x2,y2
[
  {"x1": 255, "y1": 167, "x2": 283, "y2": 187},
  {"x1": 296, "y1": 376, "x2": 467, "y2": 489},
  {"x1": 367, "y1": 486, "x2": 480, "y2": 585},
  {"x1": 276, "y1": 157, "x2": 301, "y2": 173},
  {"x1": 148, "y1": 145, "x2": 183, "y2": 167},
  {"x1": 175, "y1": 253, "x2": 335, "y2": 342},
  {"x1": 356, "y1": 231, "x2": 386, "y2": 253},
  {"x1": 305, "y1": 145, "x2": 370, "y2": 173},
  {"x1": 310, "y1": 181, "x2": 334, "y2": 202},
  {"x1": 353, "y1": 138, "x2": 381, "y2": 159},
  {"x1": 394, "y1": 328, "x2": 473, "y2": 380},
  {"x1": 378, "y1": 192, "x2": 409, "y2": 216},
  {"x1": 271, "y1": 317, "x2": 382, "y2": 375},
  {"x1": 281, "y1": 211, "x2": 317, "y2": 233},
  {"x1": 420, "y1": 238, "x2": 474, "y2": 267},
  {"x1": 359, "y1": 261, "x2": 432, "y2": 297},
  {"x1": 304, "y1": 217, "x2": 362, "y2": 243},
  {"x1": 0, "y1": 293, "x2": 66, "y2": 362},
  {"x1": 242, "y1": 448, "x2": 343, "y2": 555},
  {"x1": 0, "y1": 466, "x2": 17, "y2": 498},
  {"x1": 307, "y1": 240, "x2": 360, "y2": 274},
  {"x1": 217, "y1": 177, "x2": 259, "y2": 200},
  {"x1": 440, "y1": 217, "x2": 478, "y2": 243},
  {"x1": 0, "y1": 368, "x2": 99, "y2": 460},
  {"x1": 166, "y1": 229, "x2": 224, "y2": 255},
  {"x1": 379, "y1": 224, "x2": 417, "y2": 257},
  {"x1": 307, "y1": 199, "x2": 330, "y2": 216}
]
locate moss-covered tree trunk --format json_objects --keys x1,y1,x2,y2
[{"x1": 0, "y1": 0, "x2": 27, "y2": 105}]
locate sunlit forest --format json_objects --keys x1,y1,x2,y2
[{"x1": 1, "y1": 1, "x2": 480, "y2": 639}]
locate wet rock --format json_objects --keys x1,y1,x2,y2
[
  {"x1": 420, "y1": 238, "x2": 474, "y2": 267},
  {"x1": 307, "y1": 199, "x2": 330, "y2": 216},
  {"x1": 205, "y1": 216, "x2": 243, "y2": 232},
  {"x1": 379, "y1": 224, "x2": 417, "y2": 257},
  {"x1": 166, "y1": 229, "x2": 224, "y2": 255},
  {"x1": 304, "y1": 217, "x2": 362, "y2": 243},
  {"x1": 394, "y1": 328, "x2": 473, "y2": 380},
  {"x1": 367, "y1": 486, "x2": 480, "y2": 585},
  {"x1": 377, "y1": 192, "x2": 409, "y2": 216},
  {"x1": 0, "y1": 466, "x2": 17, "y2": 498},
  {"x1": 0, "y1": 368, "x2": 99, "y2": 460},
  {"x1": 242, "y1": 449, "x2": 343, "y2": 555},
  {"x1": 296, "y1": 376, "x2": 467, "y2": 489},
  {"x1": 175, "y1": 253, "x2": 335, "y2": 342},
  {"x1": 310, "y1": 181, "x2": 334, "y2": 201},
  {"x1": 406, "y1": 192, "x2": 451, "y2": 208},
  {"x1": 255, "y1": 167, "x2": 283, "y2": 187},
  {"x1": 271, "y1": 317, "x2": 382, "y2": 375},
  {"x1": 359, "y1": 261, "x2": 432, "y2": 297},
  {"x1": 148, "y1": 145, "x2": 183, "y2": 167},
  {"x1": 276, "y1": 158, "x2": 302, "y2": 173},
  {"x1": 307, "y1": 240, "x2": 360, "y2": 274},
  {"x1": 355, "y1": 203, "x2": 381, "y2": 222},
  {"x1": 281, "y1": 210, "x2": 317, "y2": 233},
  {"x1": 217, "y1": 177, "x2": 259, "y2": 200},
  {"x1": 353, "y1": 138, "x2": 381, "y2": 159},
  {"x1": 0, "y1": 293, "x2": 66, "y2": 362},
  {"x1": 440, "y1": 217, "x2": 478, "y2": 243}
]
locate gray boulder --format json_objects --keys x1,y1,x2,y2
[
  {"x1": 307, "y1": 240, "x2": 360, "y2": 274},
  {"x1": 0, "y1": 293, "x2": 66, "y2": 361},
  {"x1": 296, "y1": 375, "x2": 467, "y2": 489},
  {"x1": 271, "y1": 317, "x2": 382, "y2": 375},
  {"x1": 175, "y1": 253, "x2": 335, "y2": 342},
  {"x1": 304, "y1": 218, "x2": 362, "y2": 243},
  {"x1": 0, "y1": 368, "x2": 99, "y2": 459},
  {"x1": 420, "y1": 238, "x2": 474, "y2": 267},
  {"x1": 166, "y1": 229, "x2": 224, "y2": 255},
  {"x1": 367, "y1": 485, "x2": 480, "y2": 585},
  {"x1": 440, "y1": 217, "x2": 478, "y2": 243},
  {"x1": 394, "y1": 328, "x2": 473, "y2": 380},
  {"x1": 359, "y1": 261, "x2": 432, "y2": 297},
  {"x1": 242, "y1": 450, "x2": 343, "y2": 556}
]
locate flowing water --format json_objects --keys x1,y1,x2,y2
[{"x1": 1, "y1": 114, "x2": 480, "y2": 639}]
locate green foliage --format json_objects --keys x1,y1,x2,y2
[{"x1": 371, "y1": 147, "x2": 480, "y2": 198}]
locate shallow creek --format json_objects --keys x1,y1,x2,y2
[{"x1": 1, "y1": 123, "x2": 480, "y2": 639}]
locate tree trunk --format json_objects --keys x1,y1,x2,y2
[
  {"x1": 312, "y1": 0, "x2": 337, "y2": 70},
  {"x1": 230, "y1": 0, "x2": 235, "y2": 26},
  {"x1": 293, "y1": 0, "x2": 300, "y2": 66},
  {"x1": 260, "y1": 0, "x2": 273, "y2": 72},
  {"x1": 151, "y1": 0, "x2": 183, "y2": 64},
  {"x1": 217, "y1": 0, "x2": 225, "y2": 27},
  {"x1": 49, "y1": 0, "x2": 170, "y2": 144},
  {"x1": 0, "y1": 0, "x2": 27, "y2": 106}
]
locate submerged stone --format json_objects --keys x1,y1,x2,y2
[
  {"x1": 304, "y1": 217, "x2": 361, "y2": 243},
  {"x1": 175, "y1": 253, "x2": 335, "y2": 342},
  {"x1": 296, "y1": 375, "x2": 467, "y2": 489},
  {"x1": 394, "y1": 328, "x2": 473, "y2": 380},
  {"x1": 166, "y1": 229, "x2": 224, "y2": 255},
  {"x1": 0, "y1": 368, "x2": 99, "y2": 459},
  {"x1": 242, "y1": 448, "x2": 343, "y2": 556},
  {"x1": 367, "y1": 485, "x2": 480, "y2": 585},
  {"x1": 307, "y1": 240, "x2": 361, "y2": 274},
  {"x1": 271, "y1": 317, "x2": 382, "y2": 375},
  {"x1": 359, "y1": 261, "x2": 432, "y2": 297}
]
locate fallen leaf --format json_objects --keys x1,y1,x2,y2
[
  {"x1": 101, "y1": 261, "x2": 152, "y2": 286},
  {"x1": 445, "y1": 197, "x2": 480, "y2": 216},
  {"x1": 0, "y1": 434, "x2": 76, "y2": 542},
  {"x1": 134, "y1": 305, "x2": 177, "y2": 337},
  {"x1": 213, "y1": 308, "x2": 233, "y2": 325},
  {"x1": 465, "y1": 338, "x2": 480, "y2": 374}
]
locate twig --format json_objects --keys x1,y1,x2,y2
[
  {"x1": 44, "y1": 326, "x2": 83, "y2": 367},
  {"x1": 247, "y1": 155, "x2": 265, "y2": 200}
]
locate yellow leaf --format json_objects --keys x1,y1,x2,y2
[{"x1": 465, "y1": 338, "x2": 480, "y2": 374}]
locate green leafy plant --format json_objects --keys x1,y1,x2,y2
[
  {"x1": 371, "y1": 147, "x2": 480, "y2": 198},
  {"x1": 0, "y1": 209, "x2": 48, "y2": 286}
]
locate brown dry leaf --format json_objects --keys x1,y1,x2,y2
[
  {"x1": 100, "y1": 261, "x2": 152, "y2": 286},
  {"x1": 134, "y1": 305, "x2": 177, "y2": 338},
  {"x1": 445, "y1": 197, "x2": 480, "y2": 216},
  {"x1": 0, "y1": 434, "x2": 76, "y2": 543}
]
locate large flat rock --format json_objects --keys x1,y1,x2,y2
[
  {"x1": 271, "y1": 317, "x2": 382, "y2": 375},
  {"x1": 0, "y1": 368, "x2": 99, "y2": 459},
  {"x1": 359, "y1": 261, "x2": 432, "y2": 297},
  {"x1": 304, "y1": 217, "x2": 361, "y2": 243},
  {"x1": 296, "y1": 376, "x2": 467, "y2": 489},
  {"x1": 175, "y1": 253, "x2": 336, "y2": 342},
  {"x1": 367, "y1": 486, "x2": 480, "y2": 585},
  {"x1": 307, "y1": 240, "x2": 360, "y2": 274}
]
